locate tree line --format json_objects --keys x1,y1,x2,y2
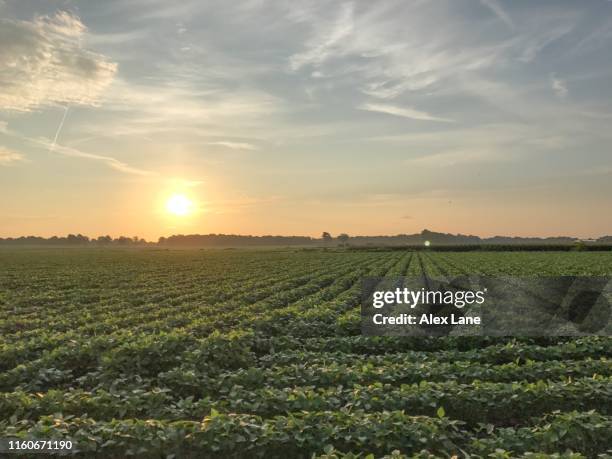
[
  {"x1": 0, "y1": 230, "x2": 610, "y2": 247},
  {"x1": 0, "y1": 234, "x2": 150, "y2": 246}
]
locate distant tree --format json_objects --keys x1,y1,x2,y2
[
  {"x1": 67, "y1": 234, "x2": 89, "y2": 244},
  {"x1": 321, "y1": 232, "x2": 332, "y2": 243},
  {"x1": 132, "y1": 236, "x2": 148, "y2": 245},
  {"x1": 97, "y1": 235, "x2": 112, "y2": 244},
  {"x1": 337, "y1": 233, "x2": 350, "y2": 247}
]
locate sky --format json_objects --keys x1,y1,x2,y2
[{"x1": 1, "y1": 0, "x2": 611, "y2": 240}]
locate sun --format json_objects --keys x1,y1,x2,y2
[{"x1": 165, "y1": 194, "x2": 193, "y2": 216}]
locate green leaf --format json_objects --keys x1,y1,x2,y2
[{"x1": 436, "y1": 406, "x2": 446, "y2": 418}]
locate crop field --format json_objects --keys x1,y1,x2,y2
[{"x1": 0, "y1": 249, "x2": 611, "y2": 458}]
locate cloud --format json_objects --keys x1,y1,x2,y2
[
  {"x1": 208, "y1": 141, "x2": 259, "y2": 151},
  {"x1": 0, "y1": 11, "x2": 117, "y2": 112},
  {"x1": 551, "y1": 74, "x2": 568, "y2": 98},
  {"x1": 405, "y1": 148, "x2": 507, "y2": 167},
  {"x1": 359, "y1": 103, "x2": 454, "y2": 122},
  {"x1": 288, "y1": 3, "x2": 490, "y2": 101},
  {"x1": 286, "y1": 1, "x2": 576, "y2": 107},
  {"x1": 49, "y1": 142, "x2": 154, "y2": 176},
  {"x1": 479, "y1": 0, "x2": 515, "y2": 30},
  {"x1": 0, "y1": 120, "x2": 152, "y2": 175},
  {"x1": 288, "y1": 2, "x2": 354, "y2": 71},
  {"x1": 7, "y1": 128, "x2": 154, "y2": 176},
  {"x1": 82, "y1": 79, "x2": 281, "y2": 140},
  {"x1": 517, "y1": 22, "x2": 575, "y2": 63},
  {"x1": 570, "y1": 16, "x2": 612, "y2": 55},
  {"x1": 0, "y1": 146, "x2": 25, "y2": 165},
  {"x1": 366, "y1": 122, "x2": 575, "y2": 157}
]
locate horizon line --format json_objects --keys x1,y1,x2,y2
[{"x1": 1, "y1": 230, "x2": 610, "y2": 243}]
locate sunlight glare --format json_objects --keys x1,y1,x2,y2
[{"x1": 166, "y1": 194, "x2": 193, "y2": 216}]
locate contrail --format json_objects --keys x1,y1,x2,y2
[
  {"x1": 479, "y1": 0, "x2": 515, "y2": 30},
  {"x1": 49, "y1": 106, "x2": 70, "y2": 152}
]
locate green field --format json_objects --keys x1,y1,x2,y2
[{"x1": 1, "y1": 249, "x2": 611, "y2": 458}]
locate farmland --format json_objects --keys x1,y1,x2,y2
[{"x1": 0, "y1": 249, "x2": 611, "y2": 458}]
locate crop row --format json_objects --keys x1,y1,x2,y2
[
  {"x1": 2, "y1": 330, "x2": 608, "y2": 392},
  {"x1": 1, "y1": 410, "x2": 610, "y2": 458},
  {"x1": 2, "y1": 376, "x2": 609, "y2": 427},
  {"x1": 424, "y1": 252, "x2": 612, "y2": 276}
]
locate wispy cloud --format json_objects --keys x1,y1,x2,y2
[
  {"x1": 3, "y1": 124, "x2": 154, "y2": 176},
  {"x1": 288, "y1": 2, "x2": 354, "y2": 71},
  {"x1": 0, "y1": 12, "x2": 117, "y2": 112},
  {"x1": 208, "y1": 141, "x2": 259, "y2": 151},
  {"x1": 551, "y1": 74, "x2": 568, "y2": 98},
  {"x1": 479, "y1": 0, "x2": 515, "y2": 30},
  {"x1": 0, "y1": 146, "x2": 25, "y2": 165},
  {"x1": 366, "y1": 122, "x2": 571, "y2": 150},
  {"x1": 287, "y1": 0, "x2": 576, "y2": 107},
  {"x1": 48, "y1": 142, "x2": 154, "y2": 176},
  {"x1": 517, "y1": 22, "x2": 575, "y2": 63},
  {"x1": 78, "y1": 78, "x2": 281, "y2": 141},
  {"x1": 405, "y1": 148, "x2": 508, "y2": 167},
  {"x1": 570, "y1": 16, "x2": 612, "y2": 55},
  {"x1": 359, "y1": 103, "x2": 454, "y2": 123}
]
